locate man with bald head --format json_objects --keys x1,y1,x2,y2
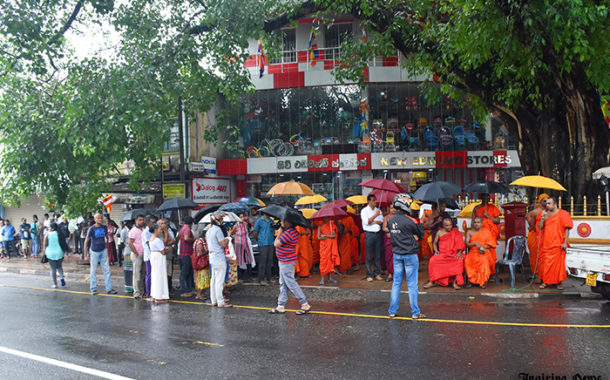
[{"x1": 84, "y1": 213, "x2": 117, "y2": 295}]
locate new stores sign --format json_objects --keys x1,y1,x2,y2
[{"x1": 371, "y1": 151, "x2": 520, "y2": 170}]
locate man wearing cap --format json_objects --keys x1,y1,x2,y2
[
  {"x1": 387, "y1": 193, "x2": 425, "y2": 319},
  {"x1": 526, "y1": 193, "x2": 549, "y2": 282}
]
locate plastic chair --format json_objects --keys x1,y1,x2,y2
[
  {"x1": 423, "y1": 126, "x2": 438, "y2": 151},
  {"x1": 453, "y1": 125, "x2": 466, "y2": 148},
  {"x1": 463, "y1": 128, "x2": 479, "y2": 147},
  {"x1": 495, "y1": 235, "x2": 529, "y2": 288}
]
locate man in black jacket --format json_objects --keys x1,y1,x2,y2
[{"x1": 388, "y1": 193, "x2": 426, "y2": 319}]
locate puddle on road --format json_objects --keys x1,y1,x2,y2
[{"x1": 57, "y1": 336, "x2": 145, "y2": 363}]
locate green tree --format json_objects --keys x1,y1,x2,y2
[{"x1": 288, "y1": 0, "x2": 609, "y2": 199}]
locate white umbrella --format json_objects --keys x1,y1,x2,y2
[
  {"x1": 199, "y1": 211, "x2": 241, "y2": 224},
  {"x1": 592, "y1": 166, "x2": 610, "y2": 180}
]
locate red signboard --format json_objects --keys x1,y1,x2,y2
[
  {"x1": 435, "y1": 151, "x2": 468, "y2": 168},
  {"x1": 307, "y1": 154, "x2": 340, "y2": 172}
]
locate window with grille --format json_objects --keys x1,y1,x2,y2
[
  {"x1": 270, "y1": 29, "x2": 296, "y2": 64},
  {"x1": 324, "y1": 23, "x2": 352, "y2": 61}
]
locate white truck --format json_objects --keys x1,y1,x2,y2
[{"x1": 566, "y1": 245, "x2": 610, "y2": 300}]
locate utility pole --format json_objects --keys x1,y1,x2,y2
[{"x1": 178, "y1": 95, "x2": 185, "y2": 190}]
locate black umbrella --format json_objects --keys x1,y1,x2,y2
[
  {"x1": 259, "y1": 204, "x2": 311, "y2": 228},
  {"x1": 463, "y1": 180, "x2": 508, "y2": 194},
  {"x1": 413, "y1": 181, "x2": 461, "y2": 203},
  {"x1": 219, "y1": 202, "x2": 249, "y2": 214},
  {"x1": 120, "y1": 208, "x2": 156, "y2": 222},
  {"x1": 157, "y1": 197, "x2": 198, "y2": 211},
  {"x1": 192, "y1": 204, "x2": 221, "y2": 224}
]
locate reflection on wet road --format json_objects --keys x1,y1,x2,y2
[{"x1": 0, "y1": 273, "x2": 608, "y2": 379}]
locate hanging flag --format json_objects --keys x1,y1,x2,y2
[
  {"x1": 257, "y1": 40, "x2": 266, "y2": 78},
  {"x1": 308, "y1": 28, "x2": 319, "y2": 66},
  {"x1": 362, "y1": 28, "x2": 367, "y2": 42},
  {"x1": 103, "y1": 194, "x2": 113, "y2": 213}
]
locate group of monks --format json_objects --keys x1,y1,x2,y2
[
  {"x1": 290, "y1": 191, "x2": 573, "y2": 290},
  {"x1": 423, "y1": 193, "x2": 501, "y2": 290}
]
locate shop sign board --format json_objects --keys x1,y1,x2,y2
[
  {"x1": 307, "y1": 154, "x2": 340, "y2": 172},
  {"x1": 188, "y1": 162, "x2": 205, "y2": 172},
  {"x1": 191, "y1": 177, "x2": 231, "y2": 205},
  {"x1": 201, "y1": 156, "x2": 217, "y2": 174},
  {"x1": 338, "y1": 153, "x2": 371, "y2": 171},
  {"x1": 373, "y1": 150, "x2": 520, "y2": 170},
  {"x1": 276, "y1": 155, "x2": 309, "y2": 172},
  {"x1": 247, "y1": 157, "x2": 276, "y2": 174},
  {"x1": 163, "y1": 183, "x2": 185, "y2": 199}
]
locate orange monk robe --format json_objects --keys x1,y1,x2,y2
[
  {"x1": 319, "y1": 222, "x2": 340, "y2": 277},
  {"x1": 474, "y1": 204, "x2": 501, "y2": 240},
  {"x1": 311, "y1": 220, "x2": 322, "y2": 264},
  {"x1": 420, "y1": 230, "x2": 433, "y2": 261},
  {"x1": 428, "y1": 228, "x2": 466, "y2": 287},
  {"x1": 538, "y1": 210, "x2": 573, "y2": 285},
  {"x1": 465, "y1": 228, "x2": 497, "y2": 286},
  {"x1": 337, "y1": 217, "x2": 354, "y2": 271},
  {"x1": 350, "y1": 220, "x2": 361, "y2": 266},
  {"x1": 527, "y1": 229, "x2": 540, "y2": 275},
  {"x1": 295, "y1": 226, "x2": 313, "y2": 277}
]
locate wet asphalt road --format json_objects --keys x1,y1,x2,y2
[{"x1": 0, "y1": 273, "x2": 609, "y2": 380}]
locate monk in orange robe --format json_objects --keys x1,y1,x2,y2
[
  {"x1": 295, "y1": 226, "x2": 313, "y2": 278},
  {"x1": 337, "y1": 217, "x2": 354, "y2": 272},
  {"x1": 526, "y1": 193, "x2": 549, "y2": 282},
  {"x1": 472, "y1": 193, "x2": 502, "y2": 241},
  {"x1": 537, "y1": 197, "x2": 573, "y2": 289},
  {"x1": 318, "y1": 217, "x2": 339, "y2": 285},
  {"x1": 465, "y1": 217, "x2": 497, "y2": 288},
  {"x1": 311, "y1": 220, "x2": 322, "y2": 265},
  {"x1": 424, "y1": 218, "x2": 466, "y2": 290},
  {"x1": 419, "y1": 210, "x2": 433, "y2": 260}
]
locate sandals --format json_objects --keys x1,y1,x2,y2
[
  {"x1": 296, "y1": 308, "x2": 310, "y2": 315},
  {"x1": 539, "y1": 283, "x2": 548, "y2": 289},
  {"x1": 268, "y1": 308, "x2": 285, "y2": 314},
  {"x1": 411, "y1": 313, "x2": 427, "y2": 319},
  {"x1": 218, "y1": 303, "x2": 233, "y2": 308},
  {"x1": 423, "y1": 282, "x2": 436, "y2": 289}
]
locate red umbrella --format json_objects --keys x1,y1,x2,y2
[
  {"x1": 321, "y1": 199, "x2": 354, "y2": 209},
  {"x1": 359, "y1": 178, "x2": 405, "y2": 193},
  {"x1": 371, "y1": 189, "x2": 398, "y2": 207},
  {"x1": 311, "y1": 206, "x2": 349, "y2": 220}
]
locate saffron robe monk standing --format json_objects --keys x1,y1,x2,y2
[
  {"x1": 465, "y1": 217, "x2": 497, "y2": 289},
  {"x1": 537, "y1": 197, "x2": 573, "y2": 290},
  {"x1": 424, "y1": 218, "x2": 466, "y2": 290},
  {"x1": 295, "y1": 225, "x2": 313, "y2": 278},
  {"x1": 318, "y1": 217, "x2": 339, "y2": 285},
  {"x1": 337, "y1": 216, "x2": 354, "y2": 273},
  {"x1": 526, "y1": 193, "x2": 549, "y2": 282}
]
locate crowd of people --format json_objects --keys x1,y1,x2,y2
[{"x1": 0, "y1": 190, "x2": 573, "y2": 318}]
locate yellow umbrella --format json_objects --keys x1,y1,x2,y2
[
  {"x1": 346, "y1": 206, "x2": 356, "y2": 213},
  {"x1": 346, "y1": 195, "x2": 368, "y2": 205},
  {"x1": 457, "y1": 202, "x2": 481, "y2": 218},
  {"x1": 299, "y1": 208, "x2": 317, "y2": 219},
  {"x1": 510, "y1": 176, "x2": 567, "y2": 191},
  {"x1": 295, "y1": 194, "x2": 327, "y2": 206},
  {"x1": 267, "y1": 181, "x2": 315, "y2": 196}
]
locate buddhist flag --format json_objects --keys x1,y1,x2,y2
[
  {"x1": 362, "y1": 28, "x2": 367, "y2": 42},
  {"x1": 103, "y1": 194, "x2": 113, "y2": 213},
  {"x1": 308, "y1": 28, "x2": 319, "y2": 66},
  {"x1": 258, "y1": 40, "x2": 266, "y2": 78}
]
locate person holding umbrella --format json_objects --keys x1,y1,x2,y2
[
  {"x1": 268, "y1": 218, "x2": 311, "y2": 315},
  {"x1": 318, "y1": 217, "x2": 339, "y2": 285},
  {"x1": 361, "y1": 194, "x2": 384, "y2": 281}
]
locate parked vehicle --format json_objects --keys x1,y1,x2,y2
[{"x1": 566, "y1": 245, "x2": 610, "y2": 300}]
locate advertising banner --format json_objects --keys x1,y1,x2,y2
[{"x1": 191, "y1": 177, "x2": 231, "y2": 205}]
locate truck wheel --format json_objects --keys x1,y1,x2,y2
[{"x1": 595, "y1": 284, "x2": 610, "y2": 301}]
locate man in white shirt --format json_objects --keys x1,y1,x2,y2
[{"x1": 360, "y1": 194, "x2": 384, "y2": 281}]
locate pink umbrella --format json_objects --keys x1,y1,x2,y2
[
  {"x1": 359, "y1": 179, "x2": 405, "y2": 193},
  {"x1": 311, "y1": 206, "x2": 349, "y2": 220},
  {"x1": 321, "y1": 199, "x2": 354, "y2": 209},
  {"x1": 371, "y1": 189, "x2": 398, "y2": 207}
]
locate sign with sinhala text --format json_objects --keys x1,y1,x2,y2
[
  {"x1": 191, "y1": 177, "x2": 231, "y2": 205},
  {"x1": 163, "y1": 184, "x2": 185, "y2": 199}
]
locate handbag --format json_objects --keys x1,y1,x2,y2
[
  {"x1": 192, "y1": 254, "x2": 209, "y2": 271},
  {"x1": 224, "y1": 237, "x2": 236, "y2": 261},
  {"x1": 41, "y1": 254, "x2": 48, "y2": 264}
]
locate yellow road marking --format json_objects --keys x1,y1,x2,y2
[{"x1": 1, "y1": 283, "x2": 609, "y2": 329}]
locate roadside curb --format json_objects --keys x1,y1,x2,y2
[{"x1": 1, "y1": 266, "x2": 602, "y2": 301}]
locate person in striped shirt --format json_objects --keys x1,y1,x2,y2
[{"x1": 268, "y1": 219, "x2": 311, "y2": 315}]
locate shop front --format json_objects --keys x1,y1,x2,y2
[{"x1": 217, "y1": 149, "x2": 522, "y2": 202}]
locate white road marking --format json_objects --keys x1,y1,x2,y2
[{"x1": 0, "y1": 346, "x2": 136, "y2": 380}]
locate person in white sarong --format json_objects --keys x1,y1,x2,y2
[{"x1": 150, "y1": 220, "x2": 170, "y2": 303}]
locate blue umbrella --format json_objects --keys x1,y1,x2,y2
[{"x1": 219, "y1": 202, "x2": 249, "y2": 214}]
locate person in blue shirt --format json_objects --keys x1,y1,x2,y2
[
  {"x1": 253, "y1": 213, "x2": 276, "y2": 285},
  {"x1": 19, "y1": 218, "x2": 32, "y2": 258},
  {"x1": 84, "y1": 213, "x2": 117, "y2": 295},
  {"x1": 2, "y1": 219, "x2": 17, "y2": 258}
]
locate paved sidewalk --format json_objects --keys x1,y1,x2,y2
[{"x1": 0, "y1": 255, "x2": 598, "y2": 301}]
